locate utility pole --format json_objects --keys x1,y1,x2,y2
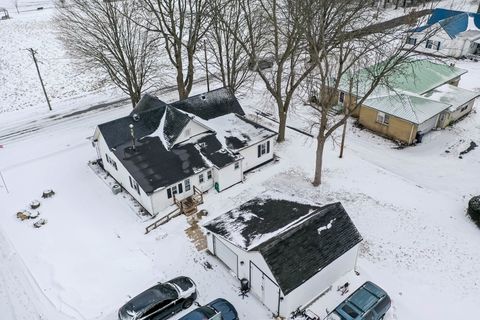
[
  {"x1": 204, "y1": 40, "x2": 210, "y2": 92},
  {"x1": 27, "y1": 48, "x2": 52, "y2": 111}
]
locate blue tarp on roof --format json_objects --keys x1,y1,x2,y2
[{"x1": 413, "y1": 8, "x2": 480, "y2": 39}]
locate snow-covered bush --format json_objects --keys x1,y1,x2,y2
[{"x1": 468, "y1": 196, "x2": 480, "y2": 226}]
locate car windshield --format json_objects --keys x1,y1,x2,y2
[
  {"x1": 182, "y1": 306, "x2": 217, "y2": 319},
  {"x1": 125, "y1": 285, "x2": 177, "y2": 314},
  {"x1": 348, "y1": 288, "x2": 378, "y2": 312}
]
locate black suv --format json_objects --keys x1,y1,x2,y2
[{"x1": 118, "y1": 277, "x2": 197, "y2": 320}]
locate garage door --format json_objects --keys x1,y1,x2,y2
[
  {"x1": 250, "y1": 262, "x2": 280, "y2": 316},
  {"x1": 418, "y1": 114, "x2": 439, "y2": 134},
  {"x1": 213, "y1": 236, "x2": 238, "y2": 276}
]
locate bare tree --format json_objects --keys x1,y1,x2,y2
[
  {"x1": 228, "y1": 0, "x2": 316, "y2": 142},
  {"x1": 304, "y1": 0, "x2": 436, "y2": 186},
  {"x1": 138, "y1": 0, "x2": 210, "y2": 100},
  {"x1": 56, "y1": 0, "x2": 158, "y2": 107},
  {"x1": 202, "y1": 0, "x2": 252, "y2": 93}
]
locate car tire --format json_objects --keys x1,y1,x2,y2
[{"x1": 182, "y1": 298, "x2": 194, "y2": 309}]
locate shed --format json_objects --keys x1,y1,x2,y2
[{"x1": 203, "y1": 197, "x2": 362, "y2": 317}]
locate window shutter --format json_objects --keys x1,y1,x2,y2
[
  {"x1": 178, "y1": 183, "x2": 183, "y2": 193},
  {"x1": 267, "y1": 141, "x2": 270, "y2": 153},
  {"x1": 129, "y1": 176, "x2": 133, "y2": 188},
  {"x1": 167, "y1": 188, "x2": 172, "y2": 199},
  {"x1": 258, "y1": 145, "x2": 261, "y2": 158}
]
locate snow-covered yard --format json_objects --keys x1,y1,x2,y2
[{"x1": 1, "y1": 1, "x2": 480, "y2": 320}]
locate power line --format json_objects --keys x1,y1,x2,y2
[{"x1": 26, "y1": 48, "x2": 52, "y2": 111}]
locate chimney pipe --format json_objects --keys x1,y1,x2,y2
[{"x1": 129, "y1": 124, "x2": 136, "y2": 151}]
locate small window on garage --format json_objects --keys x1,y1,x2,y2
[
  {"x1": 234, "y1": 162, "x2": 240, "y2": 170},
  {"x1": 185, "y1": 179, "x2": 191, "y2": 191},
  {"x1": 376, "y1": 112, "x2": 389, "y2": 125}
]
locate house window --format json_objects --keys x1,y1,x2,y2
[
  {"x1": 207, "y1": 170, "x2": 212, "y2": 180},
  {"x1": 167, "y1": 188, "x2": 172, "y2": 199},
  {"x1": 460, "y1": 105, "x2": 468, "y2": 112},
  {"x1": 178, "y1": 183, "x2": 183, "y2": 193},
  {"x1": 172, "y1": 185, "x2": 178, "y2": 195},
  {"x1": 105, "y1": 153, "x2": 117, "y2": 170},
  {"x1": 339, "y1": 91, "x2": 345, "y2": 103},
  {"x1": 234, "y1": 162, "x2": 240, "y2": 170},
  {"x1": 199, "y1": 174, "x2": 204, "y2": 184},
  {"x1": 185, "y1": 179, "x2": 191, "y2": 191},
  {"x1": 426, "y1": 40, "x2": 441, "y2": 50},
  {"x1": 257, "y1": 142, "x2": 269, "y2": 157},
  {"x1": 406, "y1": 37, "x2": 417, "y2": 46},
  {"x1": 129, "y1": 176, "x2": 140, "y2": 195},
  {"x1": 376, "y1": 112, "x2": 389, "y2": 125}
]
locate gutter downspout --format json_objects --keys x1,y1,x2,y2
[{"x1": 408, "y1": 124, "x2": 416, "y2": 145}]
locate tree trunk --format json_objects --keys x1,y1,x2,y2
[
  {"x1": 313, "y1": 133, "x2": 326, "y2": 186},
  {"x1": 277, "y1": 111, "x2": 287, "y2": 142}
]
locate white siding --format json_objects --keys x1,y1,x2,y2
[
  {"x1": 405, "y1": 27, "x2": 471, "y2": 58},
  {"x1": 418, "y1": 114, "x2": 439, "y2": 133},
  {"x1": 280, "y1": 244, "x2": 360, "y2": 317},
  {"x1": 214, "y1": 161, "x2": 243, "y2": 192},
  {"x1": 239, "y1": 137, "x2": 275, "y2": 172},
  {"x1": 173, "y1": 119, "x2": 211, "y2": 145},
  {"x1": 151, "y1": 169, "x2": 214, "y2": 215},
  {"x1": 446, "y1": 99, "x2": 475, "y2": 125},
  {"x1": 95, "y1": 133, "x2": 154, "y2": 214}
]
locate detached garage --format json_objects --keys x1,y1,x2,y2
[{"x1": 203, "y1": 197, "x2": 363, "y2": 318}]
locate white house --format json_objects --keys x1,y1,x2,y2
[
  {"x1": 202, "y1": 197, "x2": 363, "y2": 318},
  {"x1": 405, "y1": 8, "x2": 480, "y2": 58},
  {"x1": 92, "y1": 88, "x2": 277, "y2": 216}
]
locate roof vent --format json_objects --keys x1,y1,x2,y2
[
  {"x1": 132, "y1": 113, "x2": 140, "y2": 121},
  {"x1": 201, "y1": 95, "x2": 206, "y2": 100}
]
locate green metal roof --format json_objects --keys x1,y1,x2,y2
[
  {"x1": 363, "y1": 94, "x2": 451, "y2": 124},
  {"x1": 341, "y1": 59, "x2": 467, "y2": 96}
]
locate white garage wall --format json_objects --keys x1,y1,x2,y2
[
  {"x1": 280, "y1": 244, "x2": 360, "y2": 317},
  {"x1": 239, "y1": 137, "x2": 275, "y2": 172}
]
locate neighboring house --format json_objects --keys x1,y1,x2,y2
[
  {"x1": 203, "y1": 197, "x2": 363, "y2": 318},
  {"x1": 405, "y1": 8, "x2": 480, "y2": 58},
  {"x1": 338, "y1": 59, "x2": 479, "y2": 144},
  {"x1": 92, "y1": 88, "x2": 277, "y2": 216}
]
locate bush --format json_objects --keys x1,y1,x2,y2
[{"x1": 468, "y1": 196, "x2": 480, "y2": 226}]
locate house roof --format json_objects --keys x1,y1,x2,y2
[
  {"x1": 203, "y1": 197, "x2": 362, "y2": 295},
  {"x1": 422, "y1": 84, "x2": 480, "y2": 111},
  {"x1": 171, "y1": 88, "x2": 245, "y2": 120},
  {"x1": 97, "y1": 88, "x2": 261, "y2": 192},
  {"x1": 130, "y1": 93, "x2": 167, "y2": 116},
  {"x1": 412, "y1": 8, "x2": 480, "y2": 39},
  {"x1": 342, "y1": 59, "x2": 467, "y2": 97},
  {"x1": 207, "y1": 114, "x2": 277, "y2": 151},
  {"x1": 112, "y1": 138, "x2": 209, "y2": 193},
  {"x1": 363, "y1": 93, "x2": 451, "y2": 125}
]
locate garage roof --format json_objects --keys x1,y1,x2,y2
[{"x1": 204, "y1": 198, "x2": 362, "y2": 295}]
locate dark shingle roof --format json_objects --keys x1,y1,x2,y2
[
  {"x1": 130, "y1": 93, "x2": 167, "y2": 116},
  {"x1": 163, "y1": 106, "x2": 192, "y2": 148},
  {"x1": 204, "y1": 199, "x2": 362, "y2": 295},
  {"x1": 171, "y1": 88, "x2": 245, "y2": 120},
  {"x1": 196, "y1": 134, "x2": 238, "y2": 168},
  {"x1": 113, "y1": 137, "x2": 208, "y2": 193}
]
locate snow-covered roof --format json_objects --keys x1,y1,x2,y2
[
  {"x1": 422, "y1": 84, "x2": 480, "y2": 111},
  {"x1": 363, "y1": 93, "x2": 451, "y2": 125},
  {"x1": 207, "y1": 114, "x2": 277, "y2": 151},
  {"x1": 203, "y1": 196, "x2": 362, "y2": 295},
  {"x1": 97, "y1": 88, "x2": 270, "y2": 192}
]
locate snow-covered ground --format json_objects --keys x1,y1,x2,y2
[{"x1": 1, "y1": 1, "x2": 480, "y2": 320}]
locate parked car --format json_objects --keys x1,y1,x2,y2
[
  {"x1": 118, "y1": 277, "x2": 197, "y2": 320},
  {"x1": 327, "y1": 282, "x2": 391, "y2": 320},
  {"x1": 178, "y1": 298, "x2": 238, "y2": 320}
]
